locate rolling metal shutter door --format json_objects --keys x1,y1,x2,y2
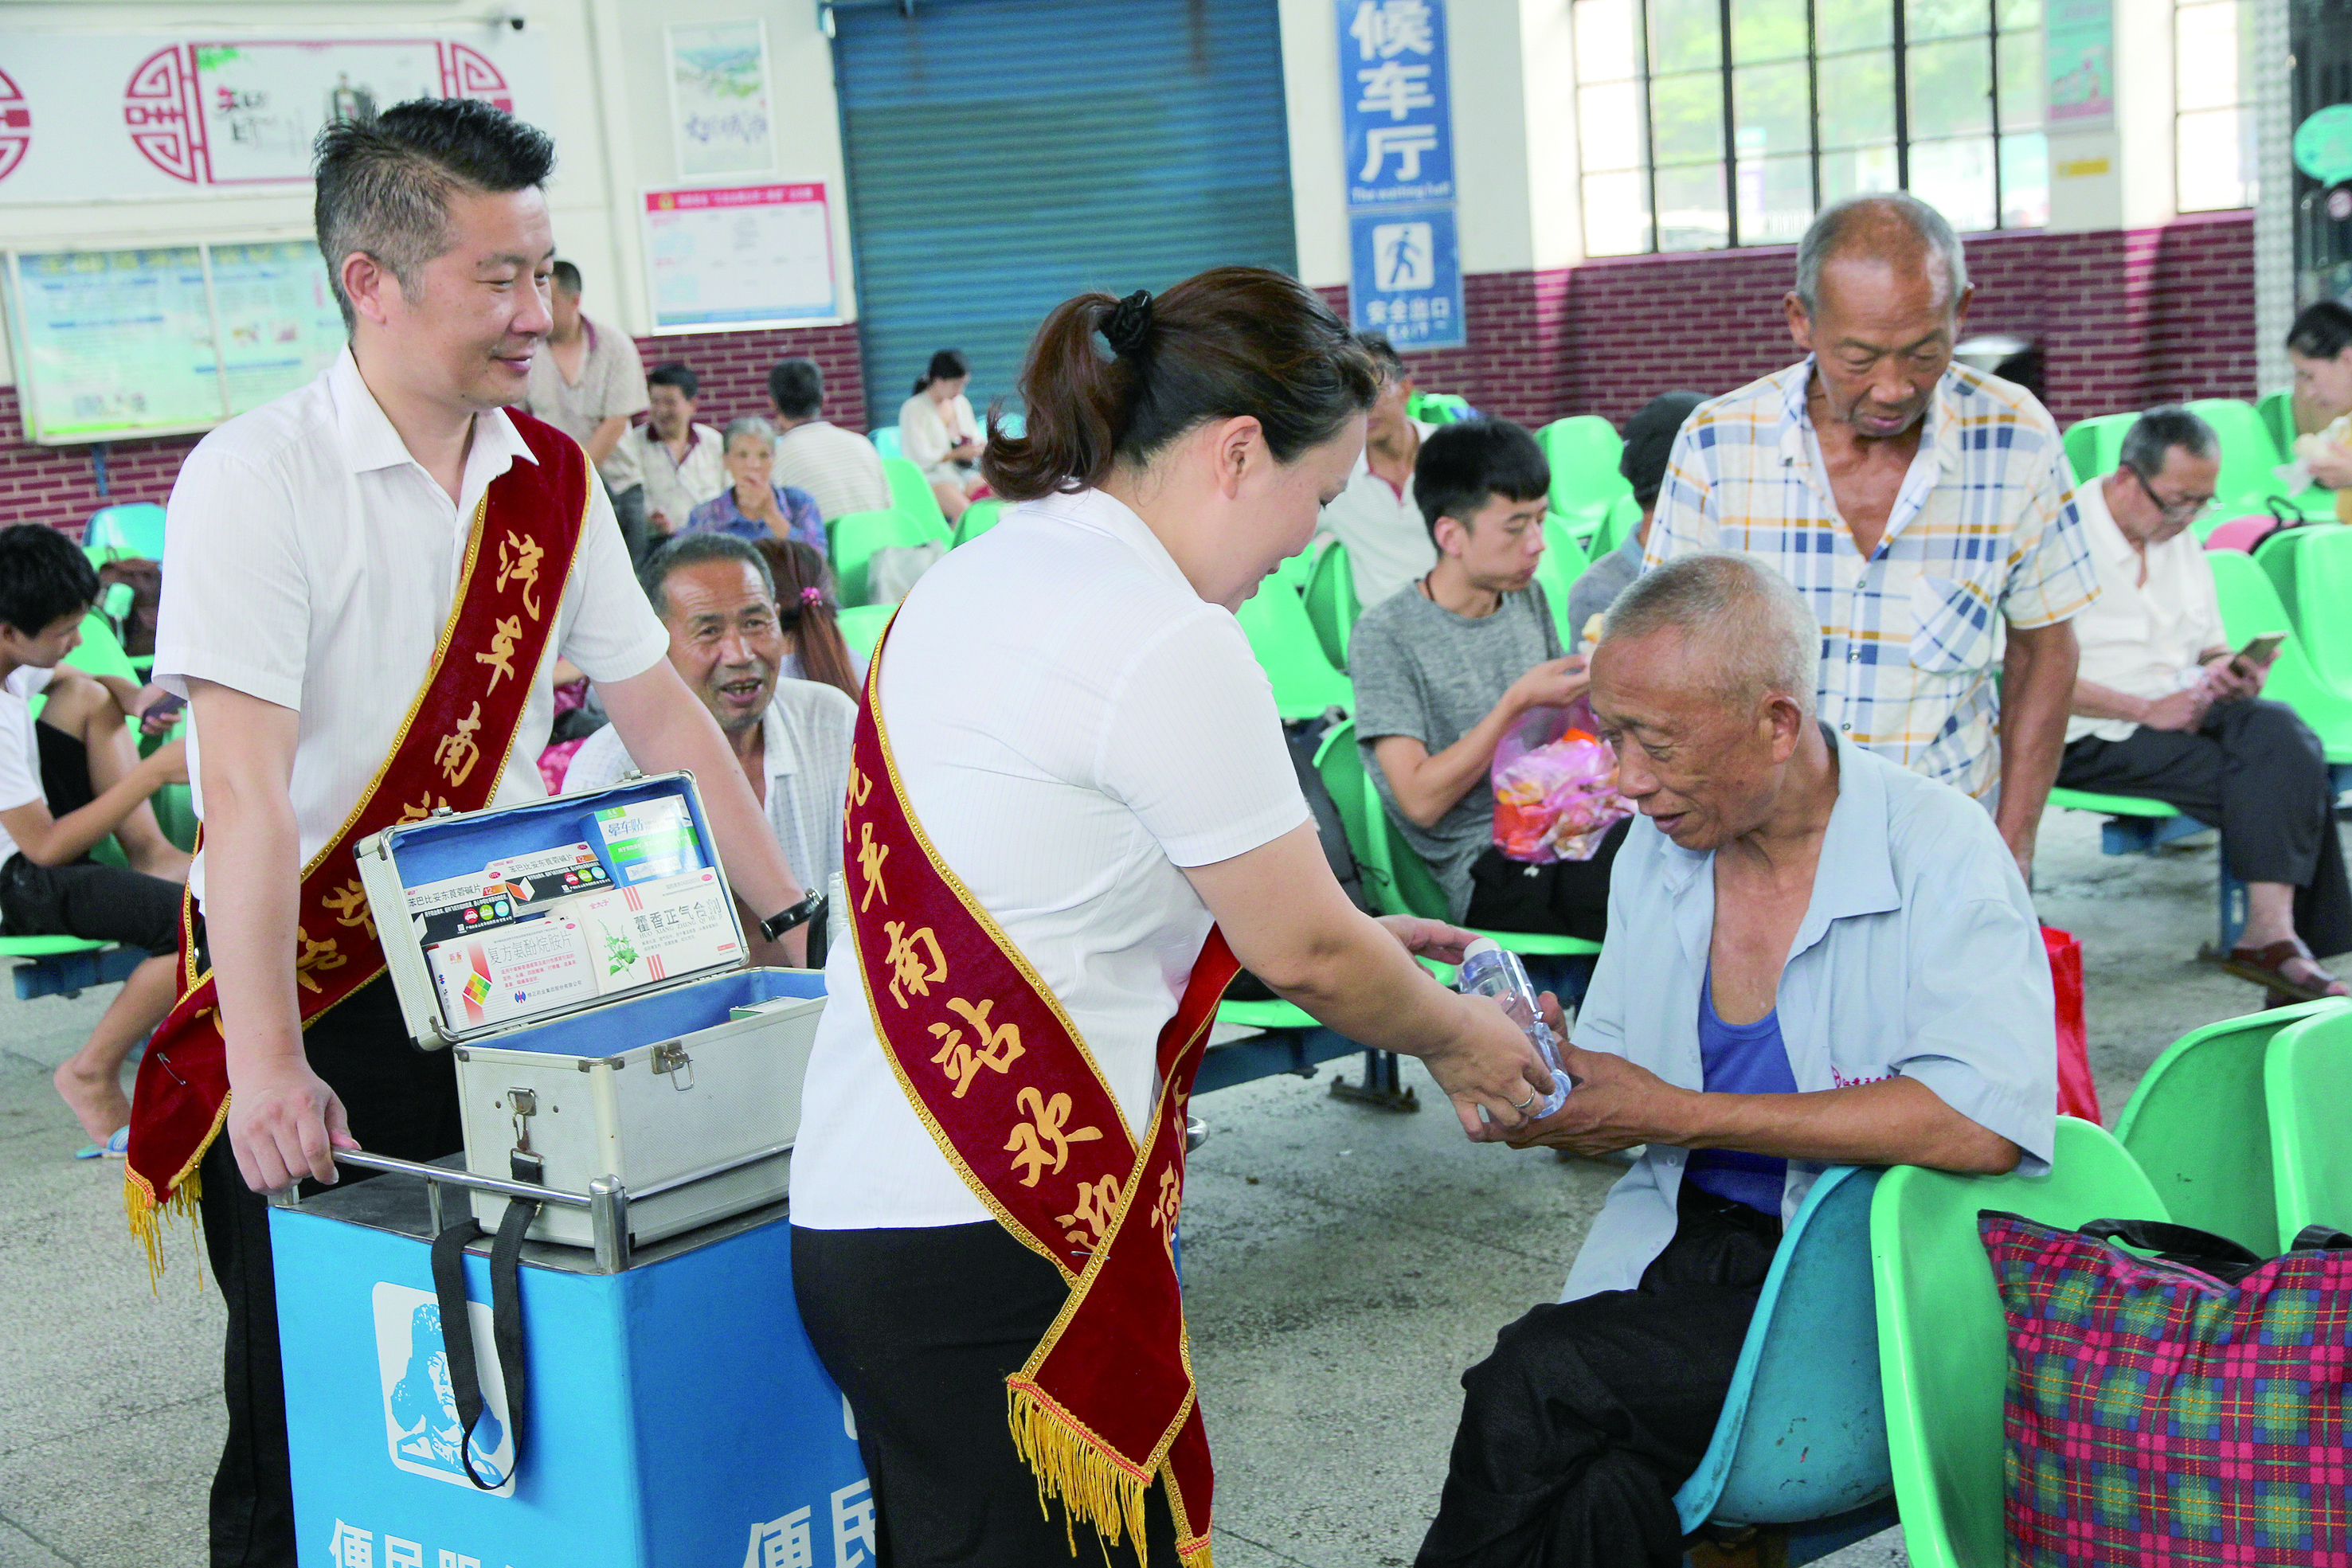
[{"x1": 832, "y1": 0, "x2": 1297, "y2": 424}]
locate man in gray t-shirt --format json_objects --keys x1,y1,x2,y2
[{"x1": 1349, "y1": 420, "x2": 1625, "y2": 935}]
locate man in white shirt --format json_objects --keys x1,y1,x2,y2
[
  {"x1": 565, "y1": 534, "x2": 855, "y2": 960},
  {"x1": 525, "y1": 259, "x2": 652, "y2": 561},
  {"x1": 2055, "y1": 406, "x2": 2349, "y2": 1002},
  {"x1": 767, "y1": 357, "x2": 892, "y2": 521},
  {"x1": 1317, "y1": 332, "x2": 1436, "y2": 607},
  {"x1": 625, "y1": 361, "x2": 727, "y2": 542},
  {"x1": 154, "y1": 100, "x2": 816, "y2": 1567}
]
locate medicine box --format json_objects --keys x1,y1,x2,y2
[{"x1": 354, "y1": 773, "x2": 824, "y2": 1248}]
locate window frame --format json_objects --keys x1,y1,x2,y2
[{"x1": 2170, "y1": 0, "x2": 2256, "y2": 214}]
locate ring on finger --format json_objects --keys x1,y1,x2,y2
[{"x1": 1511, "y1": 1093, "x2": 1537, "y2": 1111}]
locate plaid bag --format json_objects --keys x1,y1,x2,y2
[{"x1": 1980, "y1": 1212, "x2": 2352, "y2": 1566}]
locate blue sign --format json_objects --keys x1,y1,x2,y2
[
  {"x1": 1336, "y1": 0, "x2": 1455, "y2": 208},
  {"x1": 1348, "y1": 206, "x2": 1465, "y2": 350}
]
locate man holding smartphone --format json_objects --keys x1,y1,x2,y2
[{"x1": 2057, "y1": 405, "x2": 2349, "y2": 1003}]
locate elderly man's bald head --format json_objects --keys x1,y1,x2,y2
[
  {"x1": 1793, "y1": 193, "x2": 1969, "y2": 319},
  {"x1": 1601, "y1": 553, "x2": 1819, "y2": 719}
]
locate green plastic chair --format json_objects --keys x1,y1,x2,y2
[
  {"x1": 1267, "y1": 543, "x2": 1318, "y2": 593},
  {"x1": 1408, "y1": 392, "x2": 1472, "y2": 425},
  {"x1": 2252, "y1": 524, "x2": 2352, "y2": 694},
  {"x1": 835, "y1": 603, "x2": 892, "y2": 664},
  {"x1": 2257, "y1": 389, "x2": 2296, "y2": 462},
  {"x1": 950, "y1": 498, "x2": 1006, "y2": 548},
  {"x1": 1538, "y1": 415, "x2": 1634, "y2": 520},
  {"x1": 1234, "y1": 580, "x2": 1351, "y2": 722},
  {"x1": 1314, "y1": 719, "x2": 1600, "y2": 964},
  {"x1": 2061, "y1": 412, "x2": 2137, "y2": 485},
  {"x1": 1590, "y1": 492, "x2": 1643, "y2": 562},
  {"x1": 827, "y1": 508, "x2": 941, "y2": 608},
  {"x1": 60, "y1": 611, "x2": 140, "y2": 686},
  {"x1": 2264, "y1": 1003, "x2": 2352, "y2": 1244},
  {"x1": 2183, "y1": 397, "x2": 2291, "y2": 516},
  {"x1": 2113, "y1": 1001, "x2": 2341, "y2": 1253},
  {"x1": 880, "y1": 457, "x2": 951, "y2": 538},
  {"x1": 867, "y1": 425, "x2": 902, "y2": 459},
  {"x1": 82, "y1": 502, "x2": 166, "y2": 557},
  {"x1": 1303, "y1": 541, "x2": 1361, "y2": 672},
  {"x1": 1532, "y1": 517, "x2": 1591, "y2": 651},
  {"x1": 1873, "y1": 1117, "x2": 2168, "y2": 1568},
  {"x1": 2207, "y1": 549, "x2": 2352, "y2": 761},
  {"x1": 2042, "y1": 786, "x2": 2240, "y2": 948}
]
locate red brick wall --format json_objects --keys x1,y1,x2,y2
[
  {"x1": 1333, "y1": 210, "x2": 2256, "y2": 434},
  {"x1": 0, "y1": 321, "x2": 866, "y2": 534}
]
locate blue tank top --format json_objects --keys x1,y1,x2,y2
[{"x1": 1684, "y1": 968, "x2": 1798, "y2": 1216}]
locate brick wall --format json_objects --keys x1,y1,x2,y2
[
  {"x1": 0, "y1": 320, "x2": 865, "y2": 534},
  {"x1": 1331, "y1": 209, "x2": 2257, "y2": 434}
]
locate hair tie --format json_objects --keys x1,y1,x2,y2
[
  {"x1": 1102, "y1": 290, "x2": 1154, "y2": 358},
  {"x1": 800, "y1": 585, "x2": 824, "y2": 608}
]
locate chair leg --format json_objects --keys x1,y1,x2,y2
[
  {"x1": 1328, "y1": 1049, "x2": 1419, "y2": 1112},
  {"x1": 1687, "y1": 1527, "x2": 1788, "y2": 1568}
]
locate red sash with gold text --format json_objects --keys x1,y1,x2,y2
[
  {"x1": 125, "y1": 413, "x2": 591, "y2": 1273},
  {"x1": 843, "y1": 623, "x2": 1238, "y2": 1568}
]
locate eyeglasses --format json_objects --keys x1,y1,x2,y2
[{"x1": 2130, "y1": 467, "x2": 2217, "y2": 522}]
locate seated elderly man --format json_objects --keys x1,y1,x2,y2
[
  {"x1": 1415, "y1": 553, "x2": 2054, "y2": 1568},
  {"x1": 2056, "y1": 405, "x2": 2350, "y2": 1003},
  {"x1": 565, "y1": 533, "x2": 854, "y2": 960}
]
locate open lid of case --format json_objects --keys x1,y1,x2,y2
[{"x1": 352, "y1": 771, "x2": 750, "y2": 1050}]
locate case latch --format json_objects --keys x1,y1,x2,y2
[
  {"x1": 651, "y1": 1041, "x2": 695, "y2": 1090},
  {"x1": 509, "y1": 1088, "x2": 538, "y2": 1154}
]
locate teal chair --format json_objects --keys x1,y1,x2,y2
[
  {"x1": 1533, "y1": 517, "x2": 1591, "y2": 650},
  {"x1": 2115, "y1": 1000, "x2": 2344, "y2": 1253},
  {"x1": 836, "y1": 603, "x2": 892, "y2": 664},
  {"x1": 867, "y1": 425, "x2": 902, "y2": 459},
  {"x1": 1873, "y1": 1117, "x2": 2168, "y2": 1568},
  {"x1": 82, "y1": 502, "x2": 166, "y2": 557},
  {"x1": 880, "y1": 457, "x2": 951, "y2": 538},
  {"x1": 1234, "y1": 580, "x2": 1351, "y2": 721},
  {"x1": 1674, "y1": 1167, "x2": 1896, "y2": 1561},
  {"x1": 2062, "y1": 413, "x2": 2137, "y2": 485},
  {"x1": 1302, "y1": 540, "x2": 1360, "y2": 672},
  {"x1": 2265, "y1": 1003, "x2": 2352, "y2": 1243},
  {"x1": 950, "y1": 499, "x2": 1006, "y2": 548},
  {"x1": 828, "y1": 508, "x2": 940, "y2": 608},
  {"x1": 2252, "y1": 524, "x2": 2352, "y2": 694},
  {"x1": 1539, "y1": 416, "x2": 1634, "y2": 522},
  {"x1": 2208, "y1": 549, "x2": 2352, "y2": 761}
]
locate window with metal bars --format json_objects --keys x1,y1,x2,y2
[{"x1": 1574, "y1": 0, "x2": 2051, "y2": 255}]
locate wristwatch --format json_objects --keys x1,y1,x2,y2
[{"x1": 759, "y1": 890, "x2": 827, "y2": 944}]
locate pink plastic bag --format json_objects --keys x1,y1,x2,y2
[{"x1": 1490, "y1": 706, "x2": 1634, "y2": 863}]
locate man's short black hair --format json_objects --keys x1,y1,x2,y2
[
  {"x1": 1618, "y1": 391, "x2": 1708, "y2": 507},
  {"x1": 312, "y1": 98, "x2": 556, "y2": 330},
  {"x1": 0, "y1": 524, "x2": 100, "y2": 639},
  {"x1": 648, "y1": 362, "x2": 699, "y2": 401},
  {"x1": 1356, "y1": 330, "x2": 1407, "y2": 383},
  {"x1": 638, "y1": 531, "x2": 775, "y2": 620},
  {"x1": 2287, "y1": 300, "x2": 2352, "y2": 362},
  {"x1": 1413, "y1": 418, "x2": 1551, "y2": 539},
  {"x1": 769, "y1": 358, "x2": 825, "y2": 421},
  {"x1": 550, "y1": 259, "x2": 582, "y2": 296}
]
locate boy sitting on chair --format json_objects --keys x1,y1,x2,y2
[
  {"x1": 1414, "y1": 553, "x2": 2054, "y2": 1568},
  {"x1": 1349, "y1": 418, "x2": 1626, "y2": 938},
  {"x1": 0, "y1": 524, "x2": 190, "y2": 1148}
]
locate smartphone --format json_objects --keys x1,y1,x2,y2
[
  {"x1": 2233, "y1": 631, "x2": 2287, "y2": 670},
  {"x1": 141, "y1": 692, "x2": 186, "y2": 725}
]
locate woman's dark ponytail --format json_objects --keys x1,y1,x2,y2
[
  {"x1": 982, "y1": 266, "x2": 1379, "y2": 503},
  {"x1": 912, "y1": 347, "x2": 972, "y2": 398},
  {"x1": 754, "y1": 539, "x2": 859, "y2": 703}
]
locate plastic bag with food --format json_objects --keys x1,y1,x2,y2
[{"x1": 1489, "y1": 706, "x2": 1634, "y2": 863}]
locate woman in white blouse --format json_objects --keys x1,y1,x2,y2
[
  {"x1": 897, "y1": 347, "x2": 983, "y2": 524},
  {"x1": 791, "y1": 269, "x2": 1553, "y2": 1568}
]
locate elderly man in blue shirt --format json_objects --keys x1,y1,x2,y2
[{"x1": 1415, "y1": 551, "x2": 2055, "y2": 1568}]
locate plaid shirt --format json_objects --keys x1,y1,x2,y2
[{"x1": 1647, "y1": 358, "x2": 2099, "y2": 800}]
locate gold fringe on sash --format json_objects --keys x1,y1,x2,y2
[
  {"x1": 122, "y1": 1092, "x2": 225, "y2": 1288},
  {"x1": 1005, "y1": 1386, "x2": 1215, "y2": 1568}
]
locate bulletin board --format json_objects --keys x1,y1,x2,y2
[
  {"x1": 3, "y1": 240, "x2": 346, "y2": 445},
  {"x1": 640, "y1": 183, "x2": 839, "y2": 333}
]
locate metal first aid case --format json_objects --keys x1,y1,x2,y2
[{"x1": 354, "y1": 772, "x2": 824, "y2": 1249}]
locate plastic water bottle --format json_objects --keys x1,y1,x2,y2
[{"x1": 1458, "y1": 937, "x2": 1569, "y2": 1120}]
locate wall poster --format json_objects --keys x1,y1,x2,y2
[
  {"x1": 665, "y1": 21, "x2": 777, "y2": 182},
  {"x1": 640, "y1": 183, "x2": 837, "y2": 332}
]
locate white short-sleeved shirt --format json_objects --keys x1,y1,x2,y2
[
  {"x1": 155, "y1": 348, "x2": 671, "y2": 909},
  {"x1": 2064, "y1": 477, "x2": 2229, "y2": 745},
  {"x1": 0, "y1": 664, "x2": 57, "y2": 878},
  {"x1": 1315, "y1": 417, "x2": 1437, "y2": 607},
  {"x1": 789, "y1": 489, "x2": 1309, "y2": 1230}
]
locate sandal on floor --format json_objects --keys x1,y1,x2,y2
[
  {"x1": 2199, "y1": 937, "x2": 2352, "y2": 1003},
  {"x1": 72, "y1": 1124, "x2": 131, "y2": 1161}
]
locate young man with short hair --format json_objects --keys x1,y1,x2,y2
[
  {"x1": 1349, "y1": 419, "x2": 1626, "y2": 937},
  {"x1": 526, "y1": 258, "x2": 652, "y2": 560},
  {"x1": 767, "y1": 357, "x2": 891, "y2": 521},
  {"x1": 0, "y1": 524, "x2": 190, "y2": 1145},
  {"x1": 625, "y1": 361, "x2": 727, "y2": 541}
]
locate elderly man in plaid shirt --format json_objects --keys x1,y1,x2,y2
[{"x1": 1648, "y1": 193, "x2": 2097, "y2": 881}]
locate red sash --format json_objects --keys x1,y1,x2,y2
[
  {"x1": 125, "y1": 413, "x2": 591, "y2": 1274},
  {"x1": 843, "y1": 622, "x2": 1237, "y2": 1568}
]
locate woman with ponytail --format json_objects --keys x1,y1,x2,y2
[
  {"x1": 750, "y1": 538, "x2": 862, "y2": 699},
  {"x1": 790, "y1": 268, "x2": 1555, "y2": 1568},
  {"x1": 898, "y1": 347, "x2": 983, "y2": 523}
]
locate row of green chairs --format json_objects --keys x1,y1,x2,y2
[
  {"x1": 2062, "y1": 397, "x2": 2334, "y2": 529},
  {"x1": 1536, "y1": 415, "x2": 1635, "y2": 536},
  {"x1": 2245, "y1": 522, "x2": 2352, "y2": 694}
]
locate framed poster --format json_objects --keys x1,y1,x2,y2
[
  {"x1": 640, "y1": 184, "x2": 837, "y2": 332},
  {"x1": 2045, "y1": 0, "x2": 2114, "y2": 131},
  {"x1": 665, "y1": 20, "x2": 777, "y2": 182}
]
